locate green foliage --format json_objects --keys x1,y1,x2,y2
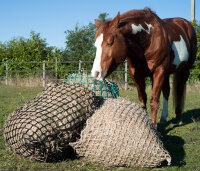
[
  {"x1": 0, "y1": 31, "x2": 55, "y2": 78},
  {"x1": 63, "y1": 12, "x2": 111, "y2": 62},
  {"x1": 0, "y1": 31, "x2": 53, "y2": 62},
  {"x1": 190, "y1": 21, "x2": 200, "y2": 82},
  {"x1": 61, "y1": 23, "x2": 97, "y2": 77},
  {"x1": 98, "y1": 12, "x2": 110, "y2": 23},
  {"x1": 64, "y1": 23, "x2": 96, "y2": 62}
]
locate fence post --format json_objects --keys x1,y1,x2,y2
[
  {"x1": 43, "y1": 61, "x2": 46, "y2": 87},
  {"x1": 79, "y1": 60, "x2": 82, "y2": 74},
  {"x1": 6, "y1": 62, "x2": 8, "y2": 85},
  {"x1": 125, "y1": 60, "x2": 128, "y2": 90},
  {"x1": 55, "y1": 57, "x2": 58, "y2": 79}
]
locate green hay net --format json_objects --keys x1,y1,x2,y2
[{"x1": 66, "y1": 73, "x2": 119, "y2": 99}]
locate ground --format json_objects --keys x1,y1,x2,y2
[{"x1": 0, "y1": 85, "x2": 200, "y2": 170}]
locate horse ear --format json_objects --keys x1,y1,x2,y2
[
  {"x1": 111, "y1": 11, "x2": 120, "y2": 28},
  {"x1": 94, "y1": 19, "x2": 101, "y2": 28}
]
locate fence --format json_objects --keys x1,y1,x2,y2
[
  {"x1": 0, "y1": 61, "x2": 130, "y2": 89},
  {"x1": 0, "y1": 61, "x2": 200, "y2": 90}
]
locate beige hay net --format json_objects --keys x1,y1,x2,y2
[
  {"x1": 70, "y1": 98, "x2": 171, "y2": 167},
  {"x1": 3, "y1": 83, "x2": 100, "y2": 162}
]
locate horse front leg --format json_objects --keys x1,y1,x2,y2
[
  {"x1": 127, "y1": 58, "x2": 147, "y2": 109},
  {"x1": 160, "y1": 75, "x2": 170, "y2": 124},
  {"x1": 150, "y1": 67, "x2": 165, "y2": 125},
  {"x1": 133, "y1": 75, "x2": 147, "y2": 109},
  {"x1": 129, "y1": 70, "x2": 147, "y2": 109}
]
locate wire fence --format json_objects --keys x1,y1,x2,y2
[
  {"x1": 0, "y1": 61, "x2": 200, "y2": 90},
  {"x1": 0, "y1": 61, "x2": 130, "y2": 89}
]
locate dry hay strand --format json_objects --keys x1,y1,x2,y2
[
  {"x1": 3, "y1": 83, "x2": 100, "y2": 162},
  {"x1": 66, "y1": 73, "x2": 119, "y2": 98},
  {"x1": 70, "y1": 98, "x2": 171, "y2": 168}
]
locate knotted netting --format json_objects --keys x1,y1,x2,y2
[
  {"x1": 3, "y1": 83, "x2": 100, "y2": 162},
  {"x1": 70, "y1": 98, "x2": 171, "y2": 167},
  {"x1": 66, "y1": 73, "x2": 119, "y2": 98}
]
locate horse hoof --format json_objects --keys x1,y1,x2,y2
[
  {"x1": 159, "y1": 119, "x2": 167, "y2": 125},
  {"x1": 174, "y1": 118, "x2": 183, "y2": 125},
  {"x1": 178, "y1": 120, "x2": 183, "y2": 125}
]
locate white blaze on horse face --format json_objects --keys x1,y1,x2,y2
[
  {"x1": 91, "y1": 34, "x2": 103, "y2": 80},
  {"x1": 160, "y1": 97, "x2": 168, "y2": 123},
  {"x1": 131, "y1": 22, "x2": 153, "y2": 34},
  {"x1": 172, "y1": 35, "x2": 189, "y2": 68}
]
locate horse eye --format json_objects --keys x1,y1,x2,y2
[
  {"x1": 107, "y1": 37, "x2": 114, "y2": 47},
  {"x1": 107, "y1": 42, "x2": 113, "y2": 46}
]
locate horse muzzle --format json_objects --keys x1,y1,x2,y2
[{"x1": 91, "y1": 71, "x2": 105, "y2": 81}]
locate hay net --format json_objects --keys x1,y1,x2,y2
[
  {"x1": 66, "y1": 73, "x2": 119, "y2": 99},
  {"x1": 3, "y1": 83, "x2": 100, "y2": 162},
  {"x1": 70, "y1": 98, "x2": 171, "y2": 168}
]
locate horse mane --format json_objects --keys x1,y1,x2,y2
[{"x1": 120, "y1": 8, "x2": 162, "y2": 24}]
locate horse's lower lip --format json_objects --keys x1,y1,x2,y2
[
  {"x1": 96, "y1": 74, "x2": 103, "y2": 81},
  {"x1": 97, "y1": 77, "x2": 103, "y2": 81},
  {"x1": 91, "y1": 71, "x2": 103, "y2": 81}
]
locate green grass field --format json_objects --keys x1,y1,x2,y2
[{"x1": 0, "y1": 85, "x2": 200, "y2": 170}]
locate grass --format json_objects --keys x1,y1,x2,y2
[{"x1": 0, "y1": 85, "x2": 200, "y2": 170}]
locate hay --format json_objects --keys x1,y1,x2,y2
[
  {"x1": 70, "y1": 98, "x2": 171, "y2": 167},
  {"x1": 66, "y1": 73, "x2": 119, "y2": 98},
  {"x1": 3, "y1": 83, "x2": 100, "y2": 162}
]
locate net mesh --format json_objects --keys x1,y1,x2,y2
[
  {"x1": 70, "y1": 98, "x2": 171, "y2": 167},
  {"x1": 66, "y1": 73, "x2": 119, "y2": 98},
  {"x1": 3, "y1": 83, "x2": 100, "y2": 162}
]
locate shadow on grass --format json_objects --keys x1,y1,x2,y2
[
  {"x1": 163, "y1": 108, "x2": 200, "y2": 134},
  {"x1": 157, "y1": 108, "x2": 200, "y2": 167},
  {"x1": 159, "y1": 132, "x2": 186, "y2": 167},
  {"x1": 41, "y1": 145, "x2": 78, "y2": 163}
]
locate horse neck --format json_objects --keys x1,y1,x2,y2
[
  {"x1": 120, "y1": 24, "x2": 151, "y2": 59},
  {"x1": 120, "y1": 16, "x2": 158, "y2": 59}
]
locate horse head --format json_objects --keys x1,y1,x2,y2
[{"x1": 91, "y1": 12, "x2": 127, "y2": 81}]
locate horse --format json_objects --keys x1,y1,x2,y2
[{"x1": 91, "y1": 8, "x2": 197, "y2": 126}]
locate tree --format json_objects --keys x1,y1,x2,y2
[
  {"x1": 64, "y1": 12, "x2": 110, "y2": 62},
  {"x1": 98, "y1": 13, "x2": 109, "y2": 23},
  {"x1": 64, "y1": 23, "x2": 96, "y2": 62},
  {"x1": 191, "y1": 20, "x2": 200, "y2": 81},
  {"x1": 0, "y1": 31, "x2": 54, "y2": 77},
  {"x1": 0, "y1": 31, "x2": 53, "y2": 62}
]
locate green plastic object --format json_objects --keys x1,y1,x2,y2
[{"x1": 66, "y1": 73, "x2": 119, "y2": 99}]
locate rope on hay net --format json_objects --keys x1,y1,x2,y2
[
  {"x1": 66, "y1": 73, "x2": 119, "y2": 99},
  {"x1": 3, "y1": 83, "x2": 100, "y2": 162},
  {"x1": 70, "y1": 98, "x2": 171, "y2": 168}
]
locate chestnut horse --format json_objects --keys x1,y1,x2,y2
[{"x1": 91, "y1": 8, "x2": 197, "y2": 125}]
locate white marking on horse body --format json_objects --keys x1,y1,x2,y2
[
  {"x1": 131, "y1": 22, "x2": 153, "y2": 34},
  {"x1": 91, "y1": 34, "x2": 104, "y2": 80},
  {"x1": 131, "y1": 24, "x2": 144, "y2": 34},
  {"x1": 172, "y1": 35, "x2": 189, "y2": 68},
  {"x1": 160, "y1": 97, "x2": 168, "y2": 122},
  {"x1": 144, "y1": 22, "x2": 153, "y2": 34}
]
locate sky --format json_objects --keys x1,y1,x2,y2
[{"x1": 0, "y1": 0, "x2": 199, "y2": 49}]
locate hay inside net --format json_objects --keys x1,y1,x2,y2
[
  {"x1": 66, "y1": 73, "x2": 119, "y2": 98},
  {"x1": 70, "y1": 98, "x2": 171, "y2": 167},
  {"x1": 3, "y1": 83, "x2": 100, "y2": 162}
]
